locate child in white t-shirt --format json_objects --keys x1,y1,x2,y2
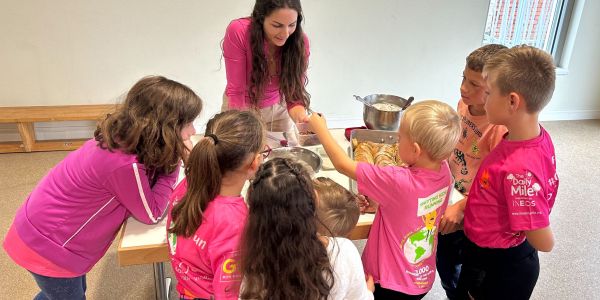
[{"x1": 313, "y1": 177, "x2": 374, "y2": 300}]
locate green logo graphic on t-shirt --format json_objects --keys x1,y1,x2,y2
[
  {"x1": 402, "y1": 187, "x2": 447, "y2": 264},
  {"x1": 168, "y1": 223, "x2": 177, "y2": 255}
]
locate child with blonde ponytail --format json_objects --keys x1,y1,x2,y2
[{"x1": 166, "y1": 110, "x2": 267, "y2": 300}]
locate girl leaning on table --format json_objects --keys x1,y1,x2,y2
[
  {"x1": 166, "y1": 110, "x2": 267, "y2": 300},
  {"x1": 3, "y1": 76, "x2": 202, "y2": 300}
]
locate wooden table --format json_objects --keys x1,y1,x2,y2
[{"x1": 116, "y1": 129, "x2": 374, "y2": 300}]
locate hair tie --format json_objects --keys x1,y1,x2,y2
[{"x1": 205, "y1": 133, "x2": 219, "y2": 145}]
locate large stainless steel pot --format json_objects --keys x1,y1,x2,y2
[{"x1": 359, "y1": 94, "x2": 413, "y2": 131}]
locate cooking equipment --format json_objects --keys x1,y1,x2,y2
[
  {"x1": 268, "y1": 147, "x2": 322, "y2": 173},
  {"x1": 359, "y1": 94, "x2": 413, "y2": 131},
  {"x1": 348, "y1": 129, "x2": 398, "y2": 193},
  {"x1": 353, "y1": 95, "x2": 374, "y2": 108},
  {"x1": 295, "y1": 122, "x2": 320, "y2": 146}
]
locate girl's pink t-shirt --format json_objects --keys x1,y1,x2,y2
[
  {"x1": 464, "y1": 126, "x2": 559, "y2": 248},
  {"x1": 4, "y1": 223, "x2": 79, "y2": 278},
  {"x1": 356, "y1": 161, "x2": 453, "y2": 295},
  {"x1": 167, "y1": 179, "x2": 247, "y2": 299},
  {"x1": 222, "y1": 18, "x2": 309, "y2": 110}
]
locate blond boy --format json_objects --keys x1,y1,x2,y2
[
  {"x1": 457, "y1": 45, "x2": 559, "y2": 299},
  {"x1": 309, "y1": 100, "x2": 461, "y2": 298}
]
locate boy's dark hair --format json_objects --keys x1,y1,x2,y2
[
  {"x1": 484, "y1": 45, "x2": 556, "y2": 113},
  {"x1": 466, "y1": 44, "x2": 508, "y2": 72},
  {"x1": 313, "y1": 177, "x2": 360, "y2": 237}
]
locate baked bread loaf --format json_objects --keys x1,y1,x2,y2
[{"x1": 353, "y1": 140, "x2": 403, "y2": 166}]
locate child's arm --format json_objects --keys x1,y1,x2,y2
[
  {"x1": 105, "y1": 163, "x2": 180, "y2": 224},
  {"x1": 439, "y1": 197, "x2": 466, "y2": 234},
  {"x1": 525, "y1": 226, "x2": 554, "y2": 252},
  {"x1": 308, "y1": 113, "x2": 358, "y2": 179}
]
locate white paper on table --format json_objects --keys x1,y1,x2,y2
[
  {"x1": 449, "y1": 188, "x2": 464, "y2": 206},
  {"x1": 120, "y1": 218, "x2": 168, "y2": 248}
]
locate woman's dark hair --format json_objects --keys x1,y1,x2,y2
[
  {"x1": 240, "y1": 157, "x2": 333, "y2": 299},
  {"x1": 169, "y1": 110, "x2": 264, "y2": 237},
  {"x1": 249, "y1": 0, "x2": 310, "y2": 109},
  {"x1": 94, "y1": 76, "x2": 202, "y2": 178}
]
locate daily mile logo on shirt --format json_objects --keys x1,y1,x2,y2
[{"x1": 506, "y1": 171, "x2": 541, "y2": 206}]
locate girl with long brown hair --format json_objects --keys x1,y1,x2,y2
[
  {"x1": 222, "y1": 0, "x2": 311, "y2": 134},
  {"x1": 240, "y1": 157, "x2": 334, "y2": 299},
  {"x1": 167, "y1": 110, "x2": 266, "y2": 300},
  {"x1": 3, "y1": 76, "x2": 202, "y2": 299}
]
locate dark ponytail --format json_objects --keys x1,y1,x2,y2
[{"x1": 169, "y1": 110, "x2": 264, "y2": 237}]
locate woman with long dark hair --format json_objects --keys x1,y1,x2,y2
[{"x1": 222, "y1": 0, "x2": 311, "y2": 134}]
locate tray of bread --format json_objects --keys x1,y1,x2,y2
[{"x1": 348, "y1": 129, "x2": 403, "y2": 194}]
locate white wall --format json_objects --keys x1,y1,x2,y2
[{"x1": 0, "y1": 0, "x2": 598, "y2": 140}]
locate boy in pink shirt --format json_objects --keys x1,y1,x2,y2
[
  {"x1": 436, "y1": 44, "x2": 507, "y2": 299},
  {"x1": 457, "y1": 45, "x2": 559, "y2": 299},
  {"x1": 309, "y1": 100, "x2": 461, "y2": 298}
]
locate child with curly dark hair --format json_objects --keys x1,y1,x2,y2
[
  {"x1": 239, "y1": 157, "x2": 334, "y2": 300},
  {"x1": 4, "y1": 76, "x2": 202, "y2": 300}
]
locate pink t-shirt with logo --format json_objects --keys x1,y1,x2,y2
[
  {"x1": 449, "y1": 99, "x2": 507, "y2": 195},
  {"x1": 464, "y1": 126, "x2": 559, "y2": 248},
  {"x1": 166, "y1": 179, "x2": 247, "y2": 299},
  {"x1": 356, "y1": 161, "x2": 453, "y2": 295}
]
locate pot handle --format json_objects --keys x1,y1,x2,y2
[{"x1": 402, "y1": 96, "x2": 414, "y2": 111}]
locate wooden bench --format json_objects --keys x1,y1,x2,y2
[{"x1": 0, "y1": 105, "x2": 117, "y2": 153}]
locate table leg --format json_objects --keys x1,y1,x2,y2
[{"x1": 153, "y1": 262, "x2": 171, "y2": 300}]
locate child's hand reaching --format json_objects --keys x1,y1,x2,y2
[
  {"x1": 439, "y1": 198, "x2": 465, "y2": 234},
  {"x1": 357, "y1": 194, "x2": 378, "y2": 214},
  {"x1": 366, "y1": 274, "x2": 375, "y2": 293},
  {"x1": 308, "y1": 112, "x2": 328, "y2": 134}
]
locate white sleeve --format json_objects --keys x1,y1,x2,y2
[{"x1": 329, "y1": 238, "x2": 374, "y2": 300}]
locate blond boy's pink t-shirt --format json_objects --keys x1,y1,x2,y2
[
  {"x1": 449, "y1": 99, "x2": 507, "y2": 195},
  {"x1": 167, "y1": 179, "x2": 247, "y2": 299},
  {"x1": 464, "y1": 126, "x2": 559, "y2": 249},
  {"x1": 357, "y1": 161, "x2": 453, "y2": 295}
]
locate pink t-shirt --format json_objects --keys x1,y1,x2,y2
[
  {"x1": 449, "y1": 99, "x2": 507, "y2": 195},
  {"x1": 464, "y1": 126, "x2": 559, "y2": 249},
  {"x1": 166, "y1": 180, "x2": 247, "y2": 299},
  {"x1": 3, "y1": 223, "x2": 78, "y2": 278},
  {"x1": 222, "y1": 18, "x2": 310, "y2": 110},
  {"x1": 357, "y1": 161, "x2": 453, "y2": 295}
]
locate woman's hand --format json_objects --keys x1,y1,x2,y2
[{"x1": 288, "y1": 105, "x2": 309, "y2": 123}]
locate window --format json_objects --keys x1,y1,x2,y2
[{"x1": 482, "y1": 0, "x2": 575, "y2": 63}]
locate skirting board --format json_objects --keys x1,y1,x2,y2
[{"x1": 0, "y1": 111, "x2": 598, "y2": 142}]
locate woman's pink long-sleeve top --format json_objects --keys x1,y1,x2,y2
[{"x1": 222, "y1": 18, "x2": 310, "y2": 111}]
